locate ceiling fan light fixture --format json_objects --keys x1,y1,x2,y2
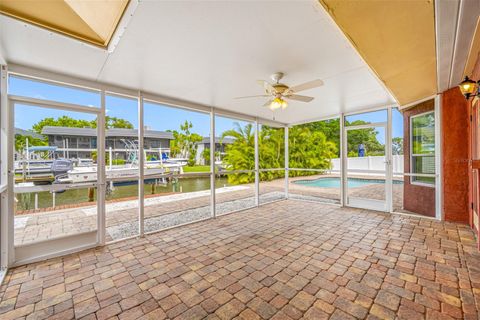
[
  {"x1": 237, "y1": 73, "x2": 322, "y2": 111},
  {"x1": 270, "y1": 97, "x2": 287, "y2": 110}
]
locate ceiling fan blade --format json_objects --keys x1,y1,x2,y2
[
  {"x1": 263, "y1": 99, "x2": 273, "y2": 107},
  {"x1": 234, "y1": 95, "x2": 270, "y2": 99},
  {"x1": 257, "y1": 80, "x2": 275, "y2": 94},
  {"x1": 286, "y1": 94, "x2": 314, "y2": 102},
  {"x1": 289, "y1": 79, "x2": 324, "y2": 93}
]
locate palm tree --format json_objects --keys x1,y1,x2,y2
[
  {"x1": 288, "y1": 126, "x2": 336, "y2": 176},
  {"x1": 221, "y1": 123, "x2": 255, "y2": 184},
  {"x1": 221, "y1": 122, "x2": 338, "y2": 184}
]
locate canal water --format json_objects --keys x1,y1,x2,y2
[{"x1": 16, "y1": 176, "x2": 230, "y2": 212}]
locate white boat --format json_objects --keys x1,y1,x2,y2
[
  {"x1": 14, "y1": 146, "x2": 59, "y2": 178},
  {"x1": 58, "y1": 161, "x2": 185, "y2": 184},
  {"x1": 14, "y1": 160, "x2": 53, "y2": 176}
]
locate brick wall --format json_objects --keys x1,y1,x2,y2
[{"x1": 403, "y1": 99, "x2": 436, "y2": 217}]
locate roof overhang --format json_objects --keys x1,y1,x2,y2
[
  {"x1": 435, "y1": 0, "x2": 480, "y2": 91},
  {"x1": 0, "y1": 0, "x2": 129, "y2": 48},
  {"x1": 318, "y1": 0, "x2": 437, "y2": 107}
]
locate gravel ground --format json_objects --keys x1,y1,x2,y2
[{"x1": 107, "y1": 191, "x2": 288, "y2": 240}]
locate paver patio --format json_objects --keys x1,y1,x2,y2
[
  {"x1": 1, "y1": 199, "x2": 479, "y2": 319},
  {"x1": 13, "y1": 176, "x2": 405, "y2": 246}
]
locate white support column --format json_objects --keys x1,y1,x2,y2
[
  {"x1": 138, "y1": 92, "x2": 145, "y2": 236},
  {"x1": 210, "y1": 108, "x2": 216, "y2": 218},
  {"x1": 97, "y1": 90, "x2": 106, "y2": 245},
  {"x1": 1, "y1": 65, "x2": 14, "y2": 268},
  {"x1": 386, "y1": 107, "x2": 393, "y2": 212},
  {"x1": 284, "y1": 126, "x2": 289, "y2": 199},
  {"x1": 254, "y1": 120, "x2": 259, "y2": 206},
  {"x1": 434, "y1": 94, "x2": 443, "y2": 220},
  {"x1": 2, "y1": 105, "x2": 15, "y2": 266},
  {"x1": 340, "y1": 114, "x2": 346, "y2": 206}
]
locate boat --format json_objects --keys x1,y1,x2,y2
[
  {"x1": 14, "y1": 146, "x2": 58, "y2": 179},
  {"x1": 57, "y1": 160, "x2": 185, "y2": 184},
  {"x1": 57, "y1": 166, "x2": 164, "y2": 184},
  {"x1": 17, "y1": 140, "x2": 187, "y2": 184}
]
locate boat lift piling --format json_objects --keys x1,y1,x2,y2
[{"x1": 88, "y1": 188, "x2": 94, "y2": 202}]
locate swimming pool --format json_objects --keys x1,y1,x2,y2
[{"x1": 293, "y1": 177, "x2": 403, "y2": 188}]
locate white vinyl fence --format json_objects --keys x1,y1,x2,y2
[{"x1": 331, "y1": 155, "x2": 404, "y2": 176}]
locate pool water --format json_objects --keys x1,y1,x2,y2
[{"x1": 293, "y1": 177, "x2": 403, "y2": 188}]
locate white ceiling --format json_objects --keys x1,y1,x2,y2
[
  {"x1": 436, "y1": 0, "x2": 480, "y2": 92},
  {"x1": 0, "y1": 0, "x2": 396, "y2": 124}
]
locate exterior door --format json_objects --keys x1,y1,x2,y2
[
  {"x1": 8, "y1": 99, "x2": 104, "y2": 266},
  {"x1": 344, "y1": 123, "x2": 391, "y2": 212}
]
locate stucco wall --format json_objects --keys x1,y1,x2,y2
[{"x1": 441, "y1": 88, "x2": 470, "y2": 223}]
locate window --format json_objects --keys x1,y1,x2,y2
[
  {"x1": 78, "y1": 137, "x2": 91, "y2": 148},
  {"x1": 411, "y1": 112, "x2": 435, "y2": 185},
  {"x1": 106, "y1": 139, "x2": 114, "y2": 148}
]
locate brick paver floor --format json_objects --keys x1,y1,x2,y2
[
  {"x1": 2, "y1": 199, "x2": 479, "y2": 319},
  {"x1": 14, "y1": 175, "x2": 405, "y2": 246}
]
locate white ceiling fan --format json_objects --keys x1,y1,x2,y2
[{"x1": 235, "y1": 72, "x2": 324, "y2": 110}]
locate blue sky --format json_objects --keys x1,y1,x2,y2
[
  {"x1": 11, "y1": 76, "x2": 402, "y2": 142},
  {"x1": 10, "y1": 76, "x2": 249, "y2": 137},
  {"x1": 346, "y1": 109, "x2": 404, "y2": 143}
]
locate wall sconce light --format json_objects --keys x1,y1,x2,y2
[{"x1": 458, "y1": 76, "x2": 480, "y2": 99}]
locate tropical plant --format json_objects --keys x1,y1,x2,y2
[
  {"x1": 392, "y1": 137, "x2": 404, "y2": 155},
  {"x1": 303, "y1": 118, "x2": 385, "y2": 157},
  {"x1": 105, "y1": 116, "x2": 134, "y2": 129},
  {"x1": 202, "y1": 147, "x2": 220, "y2": 165},
  {"x1": 32, "y1": 115, "x2": 134, "y2": 134},
  {"x1": 202, "y1": 147, "x2": 211, "y2": 165},
  {"x1": 259, "y1": 126, "x2": 284, "y2": 168},
  {"x1": 303, "y1": 119, "x2": 340, "y2": 156},
  {"x1": 258, "y1": 126, "x2": 285, "y2": 181},
  {"x1": 221, "y1": 123, "x2": 337, "y2": 184},
  {"x1": 221, "y1": 123, "x2": 256, "y2": 184},
  {"x1": 15, "y1": 134, "x2": 48, "y2": 163},
  {"x1": 93, "y1": 151, "x2": 129, "y2": 165},
  {"x1": 15, "y1": 134, "x2": 47, "y2": 152},
  {"x1": 32, "y1": 116, "x2": 94, "y2": 134},
  {"x1": 288, "y1": 124, "x2": 337, "y2": 177},
  {"x1": 170, "y1": 121, "x2": 203, "y2": 166},
  {"x1": 112, "y1": 159, "x2": 126, "y2": 165},
  {"x1": 345, "y1": 122, "x2": 385, "y2": 156}
]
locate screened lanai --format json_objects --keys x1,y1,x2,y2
[
  {"x1": 0, "y1": 0, "x2": 415, "y2": 267},
  {"x1": 5, "y1": 69, "x2": 418, "y2": 264},
  {"x1": 1, "y1": 1, "x2": 480, "y2": 319}
]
